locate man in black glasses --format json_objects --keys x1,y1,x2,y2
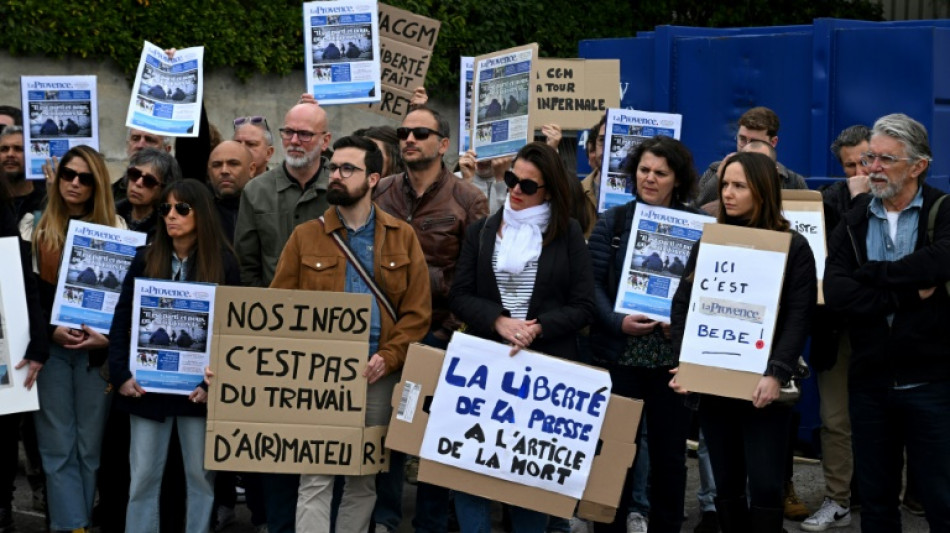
[
  {"x1": 233, "y1": 116, "x2": 274, "y2": 178},
  {"x1": 233, "y1": 99, "x2": 333, "y2": 533},
  {"x1": 373, "y1": 105, "x2": 488, "y2": 533}
]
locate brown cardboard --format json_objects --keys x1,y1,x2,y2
[
  {"x1": 532, "y1": 59, "x2": 620, "y2": 131},
  {"x1": 388, "y1": 343, "x2": 642, "y2": 521},
  {"x1": 205, "y1": 287, "x2": 388, "y2": 475},
  {"x1": 675, "y1": 224, "x2": 791, "y2": 401},
  {"x1": 782, "y1": 189, "x2": 827, "y2": 304},
  {"x1": 366, "y1": 3, "x2": 441, "y2": 120}
]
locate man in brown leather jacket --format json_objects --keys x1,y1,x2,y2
[{"x1": 372, "y1": 105, "x2": 488, "y2": 533}]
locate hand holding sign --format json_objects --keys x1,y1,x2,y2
[
  {"x1": 621, "y1": 314, "x2": 659, "y2": 336},
  {"x1": 751, "y1": 376, "x2": 781, "y2": 408},
  {"x1": 363, "y1": 353, "x2": 388, "y2": 384}
]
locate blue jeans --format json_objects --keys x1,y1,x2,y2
[
  {"x1": 696, "y1": 430, "x2": 717, "y2": 513},
  {"x1": 33, "y1": 345, "x2": 111, "y2": 530},
  {"x1": 850, "y1": 381, "x2": 950, "y2": 532},
  {"x1": 629, "y1": 418, "x2": 650, "y2": 515},
  {"x1": 126, "y1": 415, "x2": 214, "y2": 533},
  {"x1": 454, "y1": 492, "x2": 548, "y2": 533}
]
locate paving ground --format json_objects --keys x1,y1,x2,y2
[{"x1": 8, "y1": 453, "x2": 930, "y2": 532}]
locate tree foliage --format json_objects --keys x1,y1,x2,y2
[{"x1": 0, "y1": 0, "x2": 882, "y2": 95}]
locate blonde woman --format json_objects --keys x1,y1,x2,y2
[{"x1": 26, "y1": 145, "x2": 126, "y2": 533}]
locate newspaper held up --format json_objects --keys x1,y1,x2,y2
[
  {"x1": 472, "y1": 44, "x2": 538, "y2": 161},
  {"x1": 0, "y1": 238, "x2": 39, "y2": 415},
  {"x1": 459, "y1": 56, "x2": 474, "y2": 154},
  {"x1": 598, "y1": 108, "x2": 683, "y2": 213},
  {"x1": 125, "y1": 41, "x2": 204, "y2": 137},
  {"x1": 131, "y1": 279, "x2": 216, "y2": 395},
  {"x1": 51, "y1": 222, "x2": 147, "y2": 334},
  {"x1": 614, "y1": 204, "x2": 714, "y2": 321},
  {"x1": 304, "y1": 0, "x2": 381, "y2": 105},
  {"x1": 20, "y1": 76, "x2": 99, "y2": 181}
]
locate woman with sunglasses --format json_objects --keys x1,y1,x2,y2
[
  {"x1": 449, "y1": 142, "x2": 594, "y2": 533},
  {"x1": 25, "y1": 145, "x2": 124, "y2": 533},
  {"x1": 669, "y1": 152, "x2": 816, "y2": 532},
  {"x1": 587, "y1": 135, "x2": 700, "y2": 533},
  {"x1": 108, "y1": 179, "x2": 240, "y2": 533},
  {"x1": 115, "y1": 147, "x2": 183, "y2": 242}
]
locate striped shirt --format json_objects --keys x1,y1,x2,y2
[{"x1": 492, "y1": 234, "x2": 538, "y2": 319}]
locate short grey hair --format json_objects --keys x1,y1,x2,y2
[
  {"x1": 127, "y1": 128, "x2": 171, "y2": 148},
  {"x1": 128, "y1": 147, "x2": 182, "y2": 184},
  {"x1": 871, "y1": 114, "x2": 932, "y2": 164},
  {"x1": 830, "y1": 124, "x2": 870, "y2": 162}
]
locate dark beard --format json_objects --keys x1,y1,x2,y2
[
  {"x1": 404, "y1": 153, "x2": 440, "y2": 171},
  {"x1": 0, "y1": 169, "x2": 25, "y2": 184},
  {"x1": 326, "y1": 180, "x2": 369, "y2": 206}
]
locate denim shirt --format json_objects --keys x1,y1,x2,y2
[
  {"x1": 171, "y1": 251, "x2": 191, "y2": 281},
  {"x1": 339, "y1": 206, "x2": 382, "y2": 357},
  {"x1": 866, "y1": 186, "x2": 923, "y2": 329}
]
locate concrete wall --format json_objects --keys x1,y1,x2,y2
[{"x1": 0, "y1": 50, "x2": 461, "y2": 180}]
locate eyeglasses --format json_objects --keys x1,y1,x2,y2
[
  {"x1": 278, "y1": 128, "x2": 324, "y2": 142},
  {"x1": 504, "y1": 171, "x2": 545, "y2": 195},
  {"x1": 860, "y1": 152, "x2": 915, "y2": 168},
  {"x1": 736, "y1": 134, "x2": 770, "y2": 147},
  {"x1": 60, "y1": 167, "x2": 96, "y2": 187},
  {"x1": 327, "y1": 163, "x2": 365, "y2": 179},
  {"x1": 158, "y1": 202, "x2": 193, "y2": 217},
  {"x1": 396, "y1": 127, "x2": 443, "y2": 141},
  {"x1": 126, "y1": 166, "x2": 163, "y2": 189},
  {"x1": 234, "y1": 116, "x2": 271, "y2": 132}
]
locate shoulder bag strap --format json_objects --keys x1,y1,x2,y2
[{"x1": 319, "y1": 216, "x2": 397, "y2": 322}]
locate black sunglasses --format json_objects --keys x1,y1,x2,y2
[
  {"x1": 234, "y1": 115, "x2": 270, "y2": 132},
  {"x1": 126, "y1": 166, "x2": 163, "y2": 189},
  {"x1": 158, "y1": 202, "x2": 193, "y2": 217},
  {"x1": 60, "y1": 167, "x2": 96, "y2": 187},
  {"x1": 396, "y1": 126, "x2": 443, "y2": 141},
  {"x1": 504, "y1": 171, "x2": 545, "y2": 195}
]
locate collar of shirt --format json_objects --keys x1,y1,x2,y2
[
  {"x1": 277, "y1": 159, "x2": 328, "y2": 192},
  {"x1": 868, "y1": 185, "x2": 924, "y2": 220},
  {"x1": 337, "y1": 204, "x2": 376, "y2": 236},
  {"x1": 400, "y1": 165, "x2": 447, "y2": 200},
  {"x1": 171, "y1": 251, "x2": 191, "y2": 281}
]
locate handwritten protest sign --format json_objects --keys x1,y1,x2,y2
[
  {"x1": 205, "y1": 287, "x2": 387, "y2": 475},
  {"x1": 418, "y1": 333, "x2": 611, "y2": 499},
  {"x1": 0, "y1": 238, "x2": 38, "y2": 415},
  {"x1": 532, "y1": 59, "x2": 619, "y2": 131},
  {"x1": 676, "y1": 224, "x2": 790, "y2": 400},
  {"x1": 782, "y1": 190, "x2": 827, "y2": 304},
  {"x1": 366, "y1": 3, "x2": 441, "y2": 119}
]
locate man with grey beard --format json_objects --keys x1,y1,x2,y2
[
  {"x1": 234, "y1": 101, "x2": 332, "y2": 288},
  {"x1": 825, "y1": 113, "x2": 950, "y2": 531}
]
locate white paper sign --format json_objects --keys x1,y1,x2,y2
[
  {"x1": 615, "y1": 204, "x2": 713, "y2": 321},
  {"x1": 472, "y1": 44, "x2": 536, "y2": 161},
  {"x1": 459, "y1": 56, "x2": 474, "y2": 154},
  {"x1": 130, "y1": 279, "x2": 216, "y2": 395},
  {"x1": 0, "y1": 238, "x2": 39, "y2": 415},
  {"x1": 784, "y1": 209, "x2": 826, "y2": 280},
  {"x1": 51, "y1": 221, "x2": 147, "y2": 334},
  {"x1": 20, "y1": 75, "x2": 99, "y2": 181},
  {"x1": 599, "y1": 108, "x2": 682, "y2": 213},
  {"x1": 419, "y1": 332, "x2": 611, "y2": 499},
  {"x1": 304, "y1": 0, "x2": 381, "y2": 105},
  {"x1": 678, "y1": 243, "x2": 787, "y2": 373},
  {"x1": 126, "y1": 41, "x2": 204, "y2": 137}
]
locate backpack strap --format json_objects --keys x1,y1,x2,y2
[{"x1": 927, "y1": 194, "x2": 950, "y2": 295}]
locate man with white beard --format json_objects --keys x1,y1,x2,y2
[{"x1": 234, "y1": 101, "x2": 332, "y2": 289}]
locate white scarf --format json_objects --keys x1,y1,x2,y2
[{"x1": 497, "y1": 196, "x2": 550, "y2": 274}]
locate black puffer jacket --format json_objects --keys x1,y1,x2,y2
[
  {"x1": 670, "y1": 228, "x2": 817, "y2": 384},
  {"x1": 824, "y1": 184, "x2": 950, "y2": 390}
]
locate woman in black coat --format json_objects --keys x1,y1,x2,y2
[
  {"x1": 449, "y1": 142, "x2": 594, "y2": 532},
  {"x1": 670, "y1": 152, "x2": 816, "y2": 532},
  {"x1": 108, "y1": 180, "x2": 240, "y2": 533}
]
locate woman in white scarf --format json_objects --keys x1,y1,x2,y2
[{"x1": 449, "y1": 142, "x2": 594, "y2": 533}]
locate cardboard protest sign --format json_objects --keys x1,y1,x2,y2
[
  {"x1": 782, "y1": 190, "x2": 827, "y2": 304},
  {"x1": 388, "y1": 341, "x2": 642, "y2": 521},
  {"x1": 532, "y1": 59, "x2": 619, "y2": 131},
  {"x1": 0, "y1": 238, "x2": 38, "y2": 415},
  {"x1": 675, "y1": 224, "x2": 791, "y2": 401},
  {"x1": 205, "y1": 287, "x2": 388, "y2": 475},
  {"x1": 366, "y1": 3, "x2": 441, "y2": 120}
]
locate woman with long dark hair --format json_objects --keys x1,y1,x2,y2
[
  {"x1": 670, "y1": 152, "x2": 816, "y2": 532},
  {"x1": 108, "y1": 179, "x2": 240, "y2": 533},
  {"x1": 25, "y1": 145, "x2": 124, "y2": 533},
  {"x1": 449, "y1": 141, "x2": 594, "y2": 532}
]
